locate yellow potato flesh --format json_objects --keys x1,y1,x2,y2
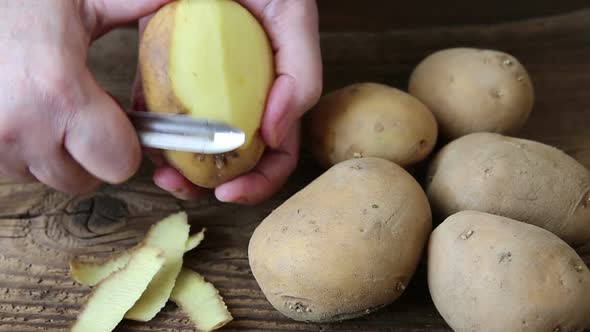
[{"x1": 170, "y1": 0, "x2": 274, "y2": 145}]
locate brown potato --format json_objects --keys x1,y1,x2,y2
[
  {"x1": 248, "y1": 157, "x2": 432, "y2": 322},
  {"x1": 426, "y1": 132, "x2": 590, "y2": 247},
  {"x1": 306, "y1": 83, "x2": 438, "y2": 169},
  {"x1": 428, "y1": 210, "x2": 590, "y2": 332},
  {"x1": 409, "y1": 48, "x2": 535, "y2": 140},
  {"x1": 139, "y1": 0, "x2": 274, "y2": 188}
]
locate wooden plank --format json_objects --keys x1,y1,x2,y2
[
  {"x1": 0, "y1": 8, "x2": 589, "y2": 332},
  {"x1": 317, "y1": 0, "x2": 590, "y2": 31},
  {"x1": 121, "y1": 0, "x2": 590, "y2": 31}
]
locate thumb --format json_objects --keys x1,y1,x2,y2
[
  {"x1": 87, "y1": 0, "x2": 174, "y2": 38},
  {"x1": 65, "y1": 72, "x2": 142, "y2": 184}
]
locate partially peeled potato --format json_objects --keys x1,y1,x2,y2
[{"x1": 139, "y1": 0, "x2": 275, "y2": 188}]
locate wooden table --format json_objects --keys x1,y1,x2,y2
[{"x1": 1, "y1": 6, "x2": 589, "y2": 332}]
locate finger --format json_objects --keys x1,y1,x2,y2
[
  {"x1": 64, "y1": 72, "x2": 142, "y2": 184},
  {"x1": 215, "y1": 121, "x2": 301, "y2": 205},
  {"x1": 153, "y1": 166, "x2": 210, "y2": 200},
  {"x1": 28, "y1": 148, "x2": 101, "y2": 194},
  {"x1": 0, "y1": 148, "x2": 33, "y2": 182},
  {"x1": 87, "y1": 0, "x2": 173, "y2": 38},
  {"x1": 234, "y1": 0, "x2": 271, "y2": 14},
  {"x1": 138, "y1": 14, "x2": 155, "y2": 34},
  {"x1": 237, "y1": 0, "x2": 323, "y2": 148},
  {"x1": 261, "y1": 75, "x2": 294, "y2": 149},
  {"x1": 0, "y1": 163, "x2": 34, "y2": 183}
]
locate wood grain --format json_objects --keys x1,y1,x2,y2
[{"x1": 0, "y1": 8, "x2": 589, "y2": 332}]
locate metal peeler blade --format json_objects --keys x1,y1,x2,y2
[{"x1": 126, "y1": 110, "x2": 246, "y2": 154}]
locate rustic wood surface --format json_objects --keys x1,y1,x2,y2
[
  {"x1": 1, "y1": 7, "x2": 589, "y2": 332},
  {"x1": 316, "y1": 0, "x2": 589, "y2": 31}
]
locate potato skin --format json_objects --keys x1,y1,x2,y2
[
  {"x1": 428, "y1": 210, "x2": 590, "y2": 332},
  {"x1": 307, "y1": 83, "x2": 438, "y2": 169},
  {"x1": 409, "y1": 48, "x2": 534, "y2": 140},
  {"x1": 248, "y1": 157, "x2": 432, "y2": 322},
  {"x1": 162, "y1": 136, "x2": 265, "y2": 189},
  {"x1": 426, "y1": 132, "x2": 590, "y2": 247},
  {"x1": 138, "y1": 2, "x2": 177, "y2": 116},
  {"x1": 139, "y1": 1, "x2": 265, "y2": 188}
]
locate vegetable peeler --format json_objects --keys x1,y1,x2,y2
[{"x1": 126, "y1": 110, "x2": 246, "y2": 154}]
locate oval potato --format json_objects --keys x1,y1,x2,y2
[
  {"x1": 409, "y1": 48, "x2": 534, "y2": 139},
  {"x1": 306, "y1": 83, "x2": 438, "y2": 169},
  {"x1": 426, "y1": 132, "x2": 590, "y2": 247},
  {"x1": 428, "y1": 210, "x2": 590, "y2": 332},
  {"x1": 248, "y1": 157, "x2": 432, "y2": 322},
  {"x1": 139, "y1": 0, "x2": 273, "y2": 188}
]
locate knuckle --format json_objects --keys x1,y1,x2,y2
[
  {"x1": 0, "y1": 123, "x2": 19, "y2": 147},
  {"x1": 0, "y1": 118, "x2": 30, "y2": 157}
]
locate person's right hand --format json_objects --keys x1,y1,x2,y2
[{"x1": 0, "y1": 0, "x2": 172, "y2": 193}]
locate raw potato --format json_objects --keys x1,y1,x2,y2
[
  {"x1": 71, "y1": 228, "x2": 206, "y2": 287},
  {"x1": 170, "y1": 268, "x2": 234, "y2": 332},
  {"x1": 409, "y1": 48, "x2": 535, "y2": 139},
  {"x1": 428, "y1": 210, "x2": 590, "y2": 332},
  {"x1": 248, "y1": 157, "x2": 432, "y2": 322},
  {"x1": 426, "y1": 132, "x2": 590, "y2": 247},
  {"x1": 307, "y1": 82, "x2": 438, "y2": 169},
  {"x1": 139, "y1": 0, "x2": 274, "y2": 188},
  {"x1": 71, "y1": 247, "x2": 165, "y2": 332}
]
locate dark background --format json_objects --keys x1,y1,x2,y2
[{"x1": 317, "y1": 0, "x2": 589, "y2": 31}]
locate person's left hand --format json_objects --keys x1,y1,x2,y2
[{"x1": 132, "y1": 0, "x2": 323, "y2": 205}]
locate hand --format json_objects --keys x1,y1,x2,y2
[
  {"x1": 133, "y1": 0, "x2": 323, "y2": 205},
  {"x1": 0, "y1": 0, "x2": 173, "y2": 193}
]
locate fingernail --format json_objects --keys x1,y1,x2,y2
[
  {"x1": 171, "y1": 186, "x2": 185, "y2": 194},
  {"x1": 216, "y1": 189, "x2": 245, "y2": 204},
  {"x1": 171, "y1": 188, "x2": 199, "y2": 201},
  {"x1": 173, "y1": 192, "x2": 191, "y2": 201}
]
